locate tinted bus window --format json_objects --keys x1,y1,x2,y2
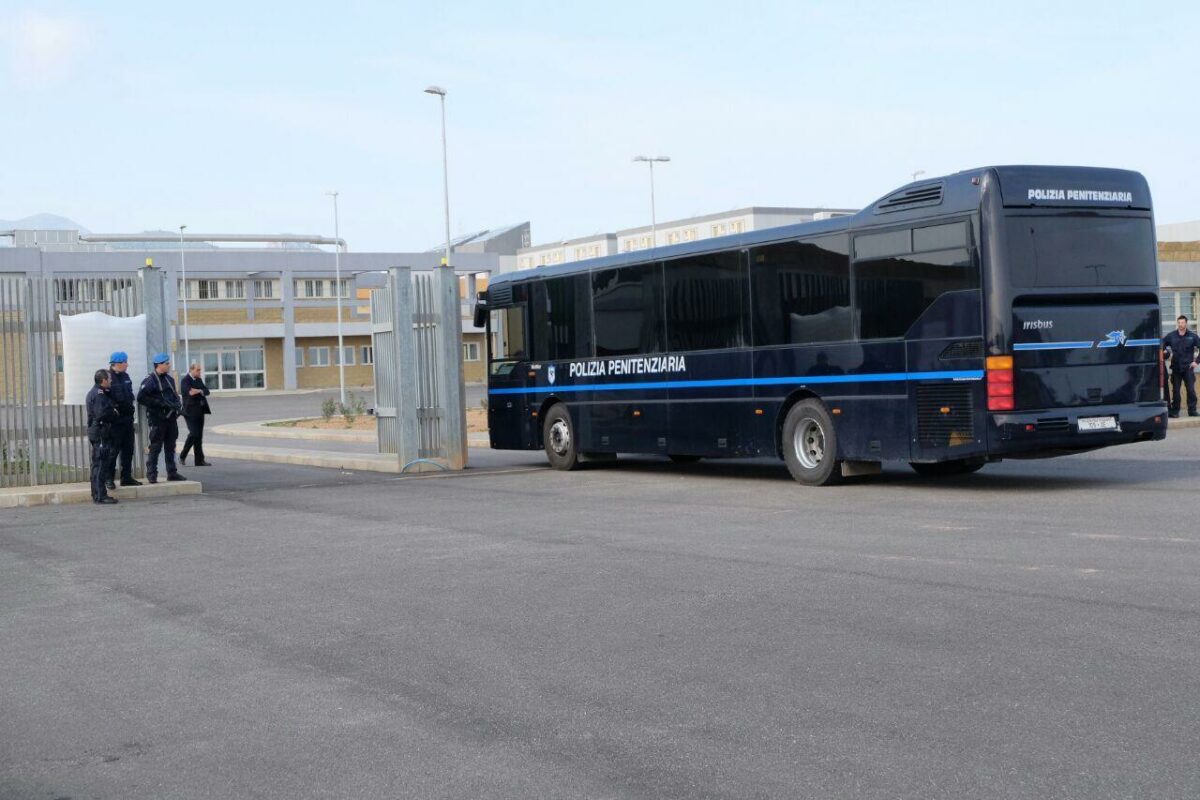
[
  {"x1": 665, "y1": 251, "x2": 747, "y2": 352},
  {"x1": 751, "y1": 235, "x2": 851, "y2": 346},
  {"x1": 531, "y1": 274, "x2": 594, "y2": 361},
  {"x1": 593, "y1": 263, "x2": 665, "y2": 356},
  {"x1": 1005, "y1": 216, "x2": 1156, "y2": 287},
  {"x1": 854, "y1": 229, "x2": 911, "y2": 260},
  {"x1": 856, "y1": 248, "x2": 977, "y2": 339},
  {"x1": 489, "y1": 305, "x2": 528, "y2": 363}
]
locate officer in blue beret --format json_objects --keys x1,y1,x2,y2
[
  {"x1": 106, "y1": 351, "x2": 141, "y2": 488},
  {"x1": 136, "y1": 352, "x2": 186, "y2": 483}
]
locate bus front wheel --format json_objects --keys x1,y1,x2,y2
[
  {"x1": 909, "y1": 459, "x2": 985, "y2": 477},
  {"x1": 782, "y1": 400, "x2": 842, "y2": 486},
  {"x1": 543, "y1": 404, "x2": 581, "y2": 471}
]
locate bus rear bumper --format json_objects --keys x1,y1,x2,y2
[{"x1": 987, "y1": 403, "x2": 1167, "y2": 458}]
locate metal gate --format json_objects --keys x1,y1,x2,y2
[
  {"x1": 370, "y1": 267, "x2": 466, "y2": 470},
  {"x1": 0, "y1": 273, "x2": 146, "y2": 487}
]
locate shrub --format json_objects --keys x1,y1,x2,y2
[{"x1": 321, "y1": 397, "x2": 337, "y2": 422}]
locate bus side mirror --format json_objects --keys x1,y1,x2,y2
[{"x1": 473, "y1": 295, "x2": 489, "y2": 328}]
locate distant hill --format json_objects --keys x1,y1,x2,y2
[{"x1": 0, "y1": 213, "x2": 88, "y2": 232}]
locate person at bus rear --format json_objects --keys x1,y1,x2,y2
[
  {"x1": 1162, "y1": 314, "x2": 1200, "y2": 418},
  {"x1": 86, "y1": 369, "x2": 119, "y2": 504},
  {"x1": 137, "y1": 352, "x2": 186, "y2": 483},
  {"x1": 179, "y1": 361, "x2": 212, "y2": 467},
  {"x1": 106, "y1": 351, "x2": 141, "y2": 489}
]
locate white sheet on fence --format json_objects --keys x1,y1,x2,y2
[{"x1": 60, "y1": 312, "x2": 148, "y2": 405}]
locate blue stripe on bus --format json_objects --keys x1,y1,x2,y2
[
  {"x1": 488, "y1": 369, "x2": 985, "y2": 396},
  {"x1": 1124, "y1": 338, "x2": 1160, "y2": 347},
  {"x1": 1013, "y1": 341, "x2": 1094, "y2": 351}
]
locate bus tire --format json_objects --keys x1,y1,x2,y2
[
  {"x1": 909, "y1": 459, "x2": 985, "y2": 477},
  {"x1": 543, "y1": 404, "x2": 580, "y2": 471},
  {"x1": 782, "y1": 400, "x2": 842, "y2": 486},
  {"x1": 668, "y1": 454, "x2": 701, "y2": 464}
]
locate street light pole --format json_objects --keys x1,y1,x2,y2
[
  {"x1": 632, "y1": 156, "x2": 670, "y2": 249},
  {"x1": 911, "y1": 169, "x2": 926, "y2": 183},
  {"x1": 178, "y1": 224, "x2": 189, "y2": 368},
  {"x1": 326, "y1": 191, "x2": 346, "y2": 407},
  {"x1": 424, "y1": 85, "x2": 452, "y2": 269}
]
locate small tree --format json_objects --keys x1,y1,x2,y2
[{"x1": 321, "y1": 397, "x2": 337, "y2": 422}]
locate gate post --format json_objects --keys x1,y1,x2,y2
[
  {"x1": 433, "y1": 266, "x2": 467, "y2": 469},
  {"x1": 21, "y1": 280, "x2": 39, "y2": 485},
  {"x1": 390, "y1": 268, "x2": 420, "y2": 468},
  {"x1": 140, "y1": 259, "x2": 171, "y2": 371}
]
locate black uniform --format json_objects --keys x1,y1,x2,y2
[
  {"x1": 1162, "y1": 329, "x2": 1200, "y2": 416},
  {"x1": 85, "y1": 384, "x2": 119, "y2": 501},
  {"x1": 108, "y1": 369, "x2": 137, "y2": 483},
  {"x1": 179, "y1": 373, "x2": 211, "y2": 465},
  {"x1": 137, "y1": 370, "x2": 183, "y2": 480}
]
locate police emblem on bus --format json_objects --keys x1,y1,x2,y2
[
  {"x1": 1097, "y1": 330, "x2": 1126, "y2": 348},
  {"x1": 548, "y1": 365, "x2": 556, "y2": 384}
]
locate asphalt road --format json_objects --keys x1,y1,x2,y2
[{"x1": 3, "y1": 432, "x2": 1200, "y2": 799}]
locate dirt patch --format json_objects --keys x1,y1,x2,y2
[{"x1": 266, "y1": 408, "x2": 489, "y2": 433}]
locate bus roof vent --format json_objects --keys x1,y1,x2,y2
[
  {"x1": 875, "y1": 182, "x2": 944, "y2": 214},
  {"x1": 489, "y1": 283, "x2": 513, "y2": 306}
]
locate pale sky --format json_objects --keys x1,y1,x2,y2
[{"x1": 2, "y1": 0, "x2": 1197, "y2": 251}]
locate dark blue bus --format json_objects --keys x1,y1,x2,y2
[{"x1": 475, "y1": 166, "x2": 1165, "y2": 484}]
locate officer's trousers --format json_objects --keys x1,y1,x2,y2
[
  {"x1": 1170, "y1": 369, "x2": 1197, "y2": 415},
  {"x1": 146, "y1": 417, "x2": 179, "y2": 479},
  {"x1": 111, "y1": 418, "x2": 135, "y2": 481},
  {"x1": 90, "y1": 440, "x2": 115, "y2": 500}
]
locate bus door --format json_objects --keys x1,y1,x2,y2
[{"x1": 487, "y1": 303, "x2": 536, "y2": 450}]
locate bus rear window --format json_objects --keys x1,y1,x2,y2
[{"x1": 1005, "y1": 216, "x2": 1156, "y2": 288}]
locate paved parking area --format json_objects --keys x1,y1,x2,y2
[{"x1": 3, "y1": 433, "x2": 1200, "y2": 798}]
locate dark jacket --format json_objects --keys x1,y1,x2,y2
[
  {"x1": 86, "y1": 385, "x2": 119, "y2": 443},
  {"x1": 180, "y1": 374, "x2": 212, "y2": 417},
  {"x1": 137, "y1": 371, "x2": 182, "y2": 425},
  {"x1": 109, "y1": 370, "x2": 136, "y2": 421},
  {"x1": 1162, "y1": 329, "x2": 1200, "y2": 372}
]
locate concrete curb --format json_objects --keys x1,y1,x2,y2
[
  {"x1": 202, "y1": 443, "x2": 415, "y2": 473},
  {"x1": 1169, "y1": 416, "x2": 1200, "y2": 430},
  {"x1": 0, "y1": 480, "x2": 202, "y2": 509},
  {"x1": 210, "y1": 419, "x2": 375, "y2": 443}
]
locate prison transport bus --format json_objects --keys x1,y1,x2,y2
[{"x1": 475, "y1": 166, "x2": 1166, "y2": 485}]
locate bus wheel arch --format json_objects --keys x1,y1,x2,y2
[
  {"x1": 535, "y1": 395, "x2": 565, "y2": 448},
  {"x1": 541, "y1": 400, "x2": 581, "y2": 471},
  {"x1": 775, "y1": 390, "x2": 823, "y2": 458},
  {"x1": 779, "y1": 395, "x2": 844, "y2": 486}
]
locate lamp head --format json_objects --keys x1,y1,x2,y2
[{"x1": 424, "y1": 85, "x2": 447, "y2": 96}]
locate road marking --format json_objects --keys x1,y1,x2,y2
[{"x1": 1070, "y1": 533, "x2": 1199, "y2": 544}]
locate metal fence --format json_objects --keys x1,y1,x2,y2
[
  {"x1": 0, "y1": 273, "x2": 147, "y2": 488},
  {"x1": 371, "y1": 267, "x2": 466, "y2": 470}
]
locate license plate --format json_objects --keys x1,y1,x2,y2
[{"x1": 1078, "y1": 416, "x2": 1118, "y2": 432}]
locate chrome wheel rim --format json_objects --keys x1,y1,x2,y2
[
  {"x1": 793, "y1": 418, "x2": 825, "y2": 470},
  {"x1": 549, "y1": 419, "x2": 571, "y2": 456}
]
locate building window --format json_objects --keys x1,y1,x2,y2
[
  {"x1": 197, "y1": 345, "x2": 266, "y2": 390},
  {"x1": 462, "y1": 342, "x2": 481, "y2": 361},
  {"x1": 334, "y1": 279, "x2": 351, "y2": 298},
  {"x1": 682, "y1": 228, "x2": 696, "y2": 242},
  {"x1": 307, "y1": 346, "x2": 330, "y2": 367},
  {"x1": 360, "y1": 345, "x2": 374, "y2": 365},
  {"x1": 254, "y1": 279, "x2": 275, "y2": 299},
  {"x1": 225, "y1": 280, "x2": 245, "y2": 299},
  {"x1": 294, "y1": 347, "x2": 305, "y2": 368},
  {"x1": 711, "y1": 224, "x2": 728, "y2": 237},
  {"x1": 333, "y1": 345, "x2": 355, "y2": 366},
  {"x1": 198, "y1": 280, "x2": 218, "y2": 300},
  {"x1": 666, "y1": 231, "x2": 681, "y2": 245},
  {"x1": 731, "y1": 220, "x2": 745, "y2": 234},
  {"x1": 299, "y1": 279, "x2": 325, "y2": 298}
]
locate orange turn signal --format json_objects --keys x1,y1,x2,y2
[{"x1": 986, "y1": 355, "x2": 1013, "y2": 370}]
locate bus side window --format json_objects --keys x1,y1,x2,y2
[{"x1": 490, "y1": 305, "x2": 528, "y2": 364}]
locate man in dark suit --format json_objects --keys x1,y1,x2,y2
[{"x1": 179, "y1": 361, "x2": 212, "y2": 466}]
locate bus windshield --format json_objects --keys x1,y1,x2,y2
[{"x1": 1004, "y1": 215, "x2": 1156, "y2": 288}]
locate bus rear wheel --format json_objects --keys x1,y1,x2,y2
[
  {"x1": 543, "y1": 403, "x2": 580, "y2": 471},
  {"x1": 909, "y1": 459, "x2": 985, "y2": 477},
  {"x1": 782, "y1": 400, "x2": 842, "y2": 486}
]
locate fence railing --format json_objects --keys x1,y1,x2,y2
[
  {"x1": 371, "y1": 267, "x2": 466, "y2": 470},
  {"x1": 0, "y1": 273, "x2": 147, "y2": 487}
]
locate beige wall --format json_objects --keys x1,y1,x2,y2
[
  {"x1": 264, "y1": 338, "x2": 284, "y2": 390},
  {"x1": 180, "y1": 307, "x2": 250, "y2": 325},
  {"x1": 294, "y1": 304, "x2": 365, "y2": 324},
  {"x1": 295, "y1": 335, "x2": 374, "y2": 389}
]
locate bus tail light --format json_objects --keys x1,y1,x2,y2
[{"x1": 986, "y1": 355, "x2": 1015, "y2": 412}]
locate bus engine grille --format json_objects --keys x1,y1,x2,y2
[{"x1": 916, "y1": 384, "x2": 975, "y2": 448}]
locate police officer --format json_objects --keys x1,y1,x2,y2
[
  {"x1": 137, "y1": 353, "x2": 186, "y2": 483},
  {"x1": 86, "y1": 368, "x2": 119, "y2": 504},
  {"x1": 1162, "y1": 315, "x2": 1200, "y2": 418},
  {"x1": 106, "y1": 351, "x2": 142, "y2": 489}
]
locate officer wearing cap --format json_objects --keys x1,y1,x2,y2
[
  {"x1": 86, "y1": 369, "x2": 119, "y2": 504},
  {"x1": 106, "y1": 351, "x2": 141, "y2": 489},
  {"x1": 137, "y1": 353, "x2": 186, "y2": 483}
]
